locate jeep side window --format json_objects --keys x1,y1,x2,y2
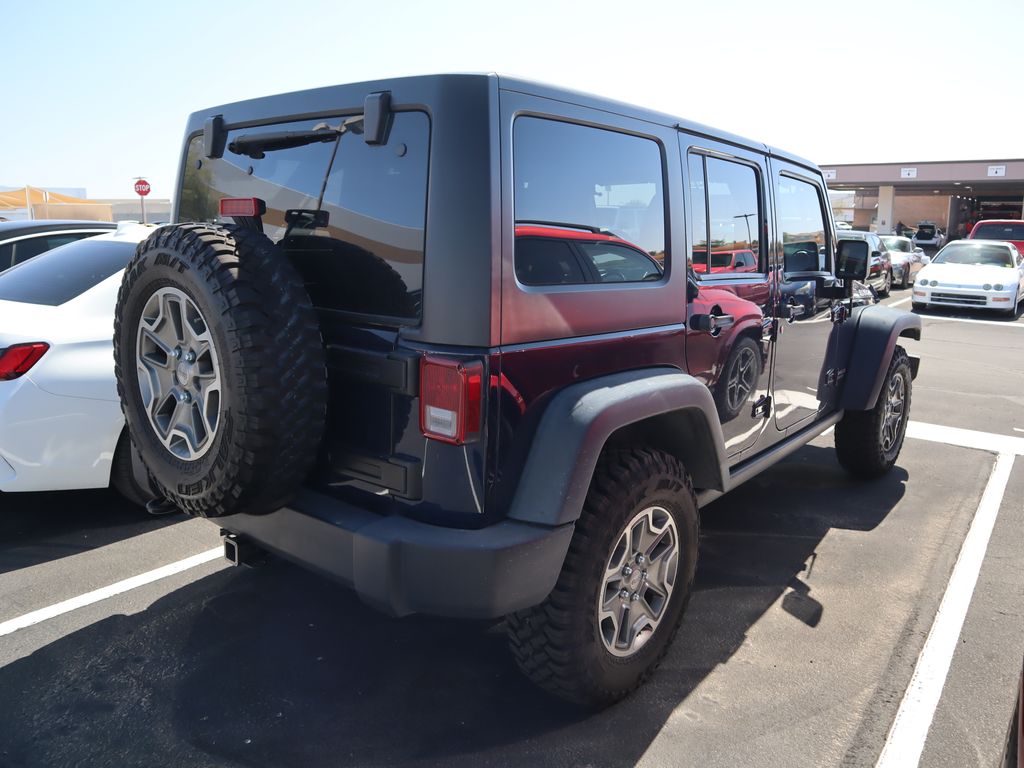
[
  {"x1": 513, "y1": 117, "x2": 666, "y2": 283},
  {"x1": 777, "y1": 176, "x2": 829, "y2": 273},
  {"x1": 689, "y1": 154, "x2": 763, "y2": 276}
]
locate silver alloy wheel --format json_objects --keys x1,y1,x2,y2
[
  {"x1": 726, "y1": 346, "x2": 758, "y2": 412},
  {"x1": 880, "y1": 370, "x2": 906, "y2": 452},
  {"x1": 135, "y1": 287, "x2": 222, "y2": 461},
  {"x1": 597, "y1": 505, "x2": 680, "y2": 657}
]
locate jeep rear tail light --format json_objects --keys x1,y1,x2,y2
[
  {"x1": 420, "y1": 356, "x2": 483, "y2": 445},
  {"x1": 0, "y1": 342, "x2": 49, "y2": 380},
  {"x1": 219, "y1": 197, "x2": 267, "y2": 218}
]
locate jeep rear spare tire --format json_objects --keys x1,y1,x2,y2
[{"x1": 113, "y1": 223, "x2": 327, "y2": 517}]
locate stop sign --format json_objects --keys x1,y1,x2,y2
[{"x1": 134, "y1": 179, "x2": 151, "y2": 197}]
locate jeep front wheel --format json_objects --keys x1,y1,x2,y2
[
  {"x1": 113, "y1": 223, "x2": 327, "y2": 517},
  {"x1": 506, "y1": 448, "x2": 699, "y2": 708},
  {"x1": 835, "y1": 345, "x2": 912, "y2": 479}
]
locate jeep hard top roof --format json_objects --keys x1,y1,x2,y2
[{"x1": 180, "y1": 73, "x2": 820, "y2": 174}]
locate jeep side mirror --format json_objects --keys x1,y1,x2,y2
[{"x1": 836, "y1": 239, "x2": 870, "y2": 282}]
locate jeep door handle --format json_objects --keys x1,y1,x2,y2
[{"x1": 689, "y1": 313, "x2": 735, "y2": 336}]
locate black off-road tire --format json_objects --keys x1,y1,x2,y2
[
  {"x1": 506, "y1": 448, "x2": 699, "y2": 708},
  {"x1": 109, "y1": 431, "x2": 152, "y2": 507},
  {"x1": 835, "y1": 345, "x2": 912, "y2": 479},
  {"x1": 113, "y1": 223, "x2": 327, "y2": 517}
]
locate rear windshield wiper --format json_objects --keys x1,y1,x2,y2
[
  {"x1": 228, "y1": 115, "x2": 367, "y2": 159},
  {"x1": 228, "y1": 127, "x2": 340, "y2": 159}
]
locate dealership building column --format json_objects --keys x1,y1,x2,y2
[{"x1": 877, "y1": 185, "x2": 895, "y2": 234}]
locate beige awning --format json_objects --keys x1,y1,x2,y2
[{"x1": 0, "y1": 186, "x2": 93, "y2": 209}]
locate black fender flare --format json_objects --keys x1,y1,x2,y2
[
  {"x1": 506, "y1": 368, "x2": 726, "y2": 527},
  {"x1": 838, "y1": 304, "x2": 922, "y2": 411}
]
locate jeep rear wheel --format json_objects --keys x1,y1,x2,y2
[
  {"x1": 835, "y1": 345, "x2": 912, "y2": 479},
  {"x1": 506, "y1": 448, "x2": 699, "y2": 708},
  {"x1": 113, "y1": 223, "x2": 327, "y2": 517}
]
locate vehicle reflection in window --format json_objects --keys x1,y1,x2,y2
[
  {"x1": 690, "y1": 155, "x2": 763, "y2": 276},
  {"x1": 685, "y1": 268, "x2": 768, "y2": 425},
  {"x1": 776, "y1": 176, "x2": 830, "y2": 321},
  {"x1": 513, "y1": 117, "x2": 666, "y2": 265},
  {"x1": 514, "y1": 224, "x2": 663, "y2": 286}
]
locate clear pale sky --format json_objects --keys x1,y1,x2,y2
[{"x1": 2, "y1": 0, "x2": 1021, "y2": 199}]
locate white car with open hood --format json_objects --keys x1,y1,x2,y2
[
  {"x1": 0, "y1": 223, "x2": 158, "y2": 501},
  {"x1": 912, "y1": 240, "x2": 1024, "y2": 315}
]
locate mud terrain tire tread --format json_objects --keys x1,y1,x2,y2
[
  {"x1": 835, "y1": 345, "x2": 912, "y2": 479},
  {"x1": 113, "y1": 223, "x2": 327, "y2": 517},
  {"x1": 506, "y1": 448, "x2": 699, "y2": 708}
]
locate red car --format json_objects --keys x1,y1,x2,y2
[
  {"x1": 692, "y1": 248, "x2": 758, "y2": 274},
  {"x1": 686, "y1": 275, "x2": 767, "y2": 422},
  {"x1": 514, "y1": 223, "x2": 663, "y2": 285},
  {"x1": 967, "y1": 219, "x2": 1024, "y2": 252}
]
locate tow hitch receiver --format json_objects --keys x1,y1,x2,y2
[{"x1": 222, "y1": 531, "x2": 266, "y2": 568}]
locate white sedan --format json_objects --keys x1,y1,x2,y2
[
  {"x1": 912, "y1": 240, "x2": 1024, "y2": 316},
  {"x1": 0, "y1": 224, "x2": 158, "y2": 502}
]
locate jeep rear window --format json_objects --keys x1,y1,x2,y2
[
  {"x1": 178, "y1": 111, "x2": 429, "y2": 322},
  {"x1": 0, "y1": 238, "x2": 133, "y2": 306},
  {"x1": 513, "y1": 117, "x2": 666, "y2": 282}
]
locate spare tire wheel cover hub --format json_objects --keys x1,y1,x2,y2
[{"x1": 135, "y1": 286, "x2": 222, "y2": 461}]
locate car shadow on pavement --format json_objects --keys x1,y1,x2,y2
[
  {"x1": 0, "y1": 488, "x2": 178, "y2": 576},
  {"x1": 0, "y1": 444, "x2": 908, "y2": 767}
]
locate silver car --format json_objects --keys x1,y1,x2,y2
[
  {"x1": 880, "y1": 235, "x2": 928, "y2": 289},
  {"x1": 911, "y1": 222, "x2": 946, "y2": 250}
]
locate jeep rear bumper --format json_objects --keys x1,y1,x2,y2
[{"x1": 216, "y1": 488, "x2": 574, "y2": 619}]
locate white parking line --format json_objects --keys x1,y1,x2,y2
[
  {"x1": 906, "y1": 420, "x2": 1024, "y2": 455},
  {"x1": 921, "y1": 315, "x2": 1024, "y2": 329},
  {"x1": 875, "y1": 452, "x2": 1016, "y2": 768},
  {"x1": 0, "y1": 547, "x2": 223, "y2": 638},
  {"x1": 887, "y1": 296, "x2": 912, "y2": 308}
]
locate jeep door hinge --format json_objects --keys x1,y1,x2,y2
[{"x1": 751, "y1": 394, "x2": 771, "y2": 419}]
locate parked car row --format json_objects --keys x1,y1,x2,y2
[{"x1": 912, "y1": 223, "x2": 1024, "y2": 315}]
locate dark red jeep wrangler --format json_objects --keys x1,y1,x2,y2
[{"x1": 114, "y1": 74, "x2": 920, "y2": 707}]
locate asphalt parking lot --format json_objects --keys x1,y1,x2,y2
[{"x1": 0, "y1": 290, "x2": 1021, "y2": 768}]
